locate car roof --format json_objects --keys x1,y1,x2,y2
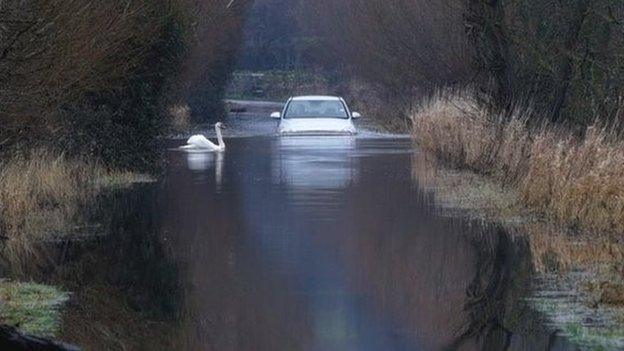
[{"x1": 290, "y1": 95, "x2": 342, "y2": 101}]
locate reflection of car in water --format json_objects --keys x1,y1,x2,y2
[
  {"x1": 271, "y1": 96, "x2": 361, "y2": 135},
  {"x1": 272, "y1": 136, "x2": 358, "y2": 189}
]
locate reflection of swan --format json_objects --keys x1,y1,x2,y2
[
  {"x1": 181, "y1": 122, "x2": 226, "y2": 151},
  {"x1": 186, "y1": 151, "x2": 225, "y2": 187}
]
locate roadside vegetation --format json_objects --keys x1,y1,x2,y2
[
  {"x1": 0, "y1": 151, "x2": 101, "y2": 246},
  {"x1": 0, "y1": 0, "x2": 249, "y2": 239},
  {"x1": 0, "y1": 0, "x2": 250, "y2": 342},
  {"x1": 0, "y1": 150, "x2": 155, "y2": 250},
  {"x1": 0, "y1": 0, "x2": 249, "y2": 168},
  {"x1": 413, "y1": 91, "x2": 624, "y2": 237},
  {"x1": 0, "y1": 281, "x2": 69, "y2": 338},
  {"x1": 410, "y1": 92, "x2": 624, "y2": 348}
]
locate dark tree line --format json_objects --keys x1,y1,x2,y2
[
  {"x1": 295, "y1": 0, "x2": 624, "y2": 128},
  {"x1": 182, "y1": 0, "x2": 251, "y2": 120},
  {"x1": 467, "y1": 0, "x2": 624, "y2": 126},
  {"x1": 0, "y1": 0, "x2": 250, "y2": 168},
  {"x1": 237, "y1": 0, "x2": 319, "y2": 71}
]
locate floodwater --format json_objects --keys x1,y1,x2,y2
[{"x1": 3, "y1": 113, "x2": 582, "y2": 350}]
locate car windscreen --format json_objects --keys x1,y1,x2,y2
[{"x1": 284, "y1": 100, "x2": 349, "y2": 119}]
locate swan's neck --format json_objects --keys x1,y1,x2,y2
[{"x1": 215, "y1": 126, "x2": 225, "y2": 148}]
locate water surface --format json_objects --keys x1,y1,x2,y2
[
  {"x1": 150, "y1": 115, "x2": 575, "y2": 350},
  {"x1": 7, "y1": 115, "x2": 580, "y2": 350}
]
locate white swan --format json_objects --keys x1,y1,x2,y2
[{"x1": 181, "y1": 122, "x2": 226, "y2": 152}]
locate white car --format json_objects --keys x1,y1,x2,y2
[{"x1": 271, "y1": 96, "x2": 361, "y2": 135}]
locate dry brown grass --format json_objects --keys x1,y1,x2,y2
[
  {"x1": 0, "y1": 150, "x2": 101, "y2": 244},
  {"x1": 526, "y1": 223, "x2": 624, "y2": 273},
  {"x1": 412, "y1": 90, "x2": 624, "y2": 237},
  {"x1": 0, "y1": 150, "x2": 152, "y2": 253}
]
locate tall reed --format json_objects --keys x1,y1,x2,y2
[
  {"x1": 0, "y1": 150, "x2": 104, "y2": 247},
  {"x1": 412, "y1": 91, "x2": 624, "y2": 236}
]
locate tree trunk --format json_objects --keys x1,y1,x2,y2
[
  {"x1": 550, "y1": 0, "x2": 590, "y2": 123},
  {"x1": 465, "y1": 0, "x2": 511, "y2": 110}
]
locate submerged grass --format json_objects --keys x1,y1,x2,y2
[
  {"x1": 0, "y1": 280, "x2": 69, "y2": 338},
  {"x1": 412, "y1": 152, "x2": 525, "y2": 222},
  {"x1": 412, "y1": 90, "x2": 624, "y2": 237},
  {"x1": 60, "y1": 285, "x2": 173, "y2": 350}
]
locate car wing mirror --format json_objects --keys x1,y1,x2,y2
[
  {"x1": 270, "y1": 111, "x2": 281, "y2": 119},
  {"x1": 351, "y1": 112, "x2": 362, "y2": 119}
]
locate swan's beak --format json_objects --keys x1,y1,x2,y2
[{"x1": 220, "y1": 124, "x2": 228, "y2": 129}]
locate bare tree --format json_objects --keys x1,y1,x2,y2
[{"x1": 0, "y1": 0, "x2": 250, "y2": 166}]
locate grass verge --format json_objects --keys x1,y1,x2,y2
[{"x1": 0, "y1": 280, "x2": 69, "y2": 338}]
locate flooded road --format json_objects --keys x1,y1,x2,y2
[
  {"x1": 4, "y1": 115, "x2": 580, "y2": 350},
  {"x1": 146, "y1": 114, "x2": 575, "y2": 350}
]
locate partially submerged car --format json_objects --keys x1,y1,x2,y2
[{"x1": 271, "y1": 96, "x2": 361, "y2": 135}]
